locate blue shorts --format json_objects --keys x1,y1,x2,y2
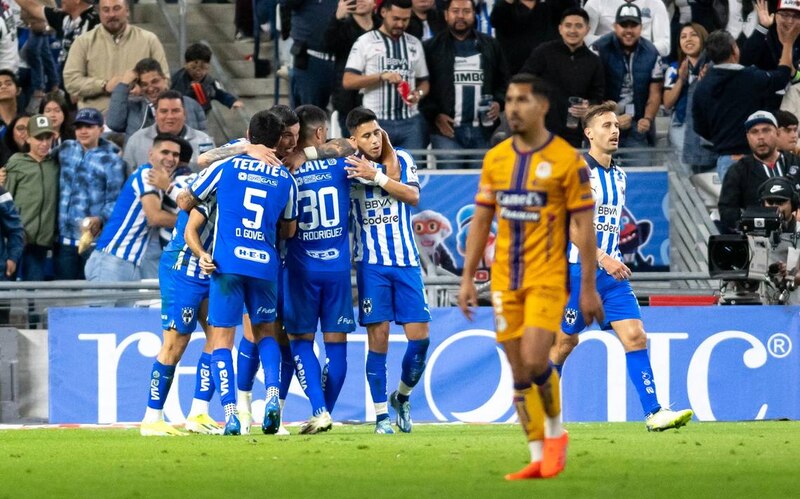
[
  {"x1": 561, "y1": 263, "x2": 641, "y2": 334},
  {"x1": 159, "y1": 254, "x2": 210, "y2": 334},
  {"x1": 209, "y1": 273, "x2": 277, "y2": 327},
  {"x1": 356, "y1": 264, "x2": 431, "y2": 326},
  {"x1": 283, "y1": 266, "x2": 355, "y2": 334}
]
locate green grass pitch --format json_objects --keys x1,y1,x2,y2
[{"x1": 1, "y1": 422, "x2": 799, "y2": 498}]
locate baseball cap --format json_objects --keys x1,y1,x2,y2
[
  {"x1": 27, "y1": 114, "x2": 54, "y2": 138},
  {"x1": 759, "y1": 177, "x2": 794, "y2": 201},
  {"x1": 616, "y1": 3, "x2": 642, "y2": 25},
  {"x1": 744, "y1": 110, "x2": 778, "y2": 131},
  {"x1": 777, "y1": 0, "x2": 800, "y2": 12},
  {"x1": 73, "y1": 107, "x2": 104, "y2": 127}
]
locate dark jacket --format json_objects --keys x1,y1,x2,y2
[
  {"x1": 171, "y1": 69, "x2": 240, "y2": 114},
  {"x1": 324, "y1": 13, "x2": 381, "y2": 115},
  {"x1": 406, "y1": 9, "x2": 446, "y2": 41},
  {"x1": 489, "y1": 0, "x2": 574, "y2": 75},
  {"x1": 521, "y1": 39, "x2": 605, "y2": 146},
  {"x1": 693, "y1": 63, "x2": 792, "y2": 156},
  {"x1": 420, "y1": 29, "x2": 509, "y2": 128},
  {"x1": 718, "y1": 152, "x2": 800, "y2": 233},
  {"x1": 0, "y1": 186, "x2": 24, "y2": 276},
  {"x1": 741, "y1": 23, "x2": 800, "y2": 71}
]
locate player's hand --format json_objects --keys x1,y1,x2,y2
[
  {"x1": 344, "y1": 155, "x2": 379, "y2": 182},
  {"x1": 147, "y1": 167, "x2": 171, "y2": 191},
  {"x1": 378, "y1": 130, "x2": 399, "y2": 179},
  {"x1": 5, "y1": 259, "x2": 15, "y2": 277},
  {"x1": 244, "y1": 143, "x2": 281, "y2": 166},
  {"x1": 282, "y1": 149, "x2": 308, "y2": 172},
  {"x1": 457, "y1": 280, "x2": 478, "y2": 321},
  {"x1": 435, "y1": 114, "x2": 455, "y2": 138},
  {"x1": 579, "y1": 289, "x2": 604, "y2": 327},
  {"x1": 199, "y1": 252, "x2": 216, "y2": 274},
  {"x1": 601, "y1": 257, "x2": 632, "y2": 281}
]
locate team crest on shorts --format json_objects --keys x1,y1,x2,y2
[
  {"x1": 362, "y1": 298, "x2": 373, "y2": 316},
  {"x1": 564, "y1": 308, "x2": 578, "y2": 326},
  {"x1": 181, "y1": 307, "x2": 194, "y2": 325}
]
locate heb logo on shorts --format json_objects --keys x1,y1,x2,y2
[{"x1": 234, "y1": 246, "x2": 271, "y2": 264}]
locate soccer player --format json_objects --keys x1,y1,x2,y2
[
  {"x1": 182, "y1": 111, "x2": 298, "y2": 435},
  {"x1": 345, "y1": 106, "x2": 431, "y2": 434},
  {"x1": 551, "y1": 101, "x2": 694, "y2": 432},
  {"x1": 457, "y1": 74, "x2": 604, "y2": 480}
]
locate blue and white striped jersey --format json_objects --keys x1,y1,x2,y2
[
  {"x1": 95, "y1": 164, "x2": 160, "y2": 265},
  {"x1": 568, "y1": 153, "x2": 626, "y2": 264},
  {"x1": 164, "y1": 195, "x2": 217, "y2": 280},
  {"x1": 350, "y1": 149, "x2": 420, "y2": 267},
  {"x1": 189, "y1": 154, "x2": 298, "y2": 280}
]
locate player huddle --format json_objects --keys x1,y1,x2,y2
[{"x1": 137, "y1": 76, "x2": 692, "y2": 481}]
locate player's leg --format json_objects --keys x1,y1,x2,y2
[
  {"x1": 318, "y1": 271, "x2": 354, "y2": 414},
  {"x1": 550, "y1": 264, "x2": 586, "y2": 375},
  {"x1": 185, "y1": 298, "x2": 223, "y2": 435},
  {"x1": 390, "y1": 266, "x2": 432, "y2": 433},
  {"x1": 275, "y1": 266, "x2": 294, "y2": 435},
  {"x1": 236, "y1": 313, "x2": 259, "y2": 434},
  {"x1": 141, "y1": 328, "x2": 191, "y2": 436},
  {"x1": 321, "y1": 333, "x2": 347, "y2": 413},
  {"x1": 290, "y1": 333, "x2": 332, "y2": 435}
]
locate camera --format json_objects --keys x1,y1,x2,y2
[{"x1": 708, "y1": 207, "x2": 799, "y2": 304}]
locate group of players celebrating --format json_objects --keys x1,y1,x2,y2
[{"x1": 137, "y1": 73, "x2": 692, "y2": 481}]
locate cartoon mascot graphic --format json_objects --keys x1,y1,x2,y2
[
  {"x1": 455, "y1": 204, "x2": 496, "y2": 284},
  {"x1": 619, "y1": 206, "x2": 654, "y2": 268},
  {"x1": 412, "y1": 210, "x2": 459, "y2": 276}
]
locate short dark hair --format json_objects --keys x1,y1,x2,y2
[
  {"x1": 0, "y1": 69, "x2": 18, "y2": 87},
  {"x1": 268, "y1": 104, "x2": 299, "y2": 130},
  {"x1": 508, "y1": 73, "x2": 552, "y2": 104},
  {"x1": 776, "y1": 110, "x2": 799, "y2": 129},
  {"x1": 185, "y1": 43, "x2": 212, "y2": 64},
  {"x1": 381, "y1": 0, "x2": 412, "y2": 11},
  {"x1": 249, "y1": 110, "x2": 283, "y2": 147},
  {"x1": 346, "y1": 106, "x2": 378, "y2": 134},
  {"x1": 295, "y1": 104, "x2": 328, "y2": 142},
  {"x1": 134, "y1": 58, "x2": 165, "y2": 77},
  {"x1": 560, "y1": 6, "x2": 589, "y2": 23},
  {"x1": 155, "y1": 90, "x2": 184, "y2": 108},
  {"x1": 705, "y1": 30, "x2": 736, "y2": 64},
  {"x1": 584, "y1": 101, "x2": 618, "y2": 127},
  {"x1": 152, "y1": 133, "x2": 183, "y2": 150},
  {"x1": 443, "y1": 0, "x2": 475, "y2": 11}
]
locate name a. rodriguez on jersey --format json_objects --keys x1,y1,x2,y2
[
  {"x1": 235, "y1": 246, "x2": 271, "y2": 263},
  {"x1": 301, "y1": 227, "x2": 344, "y2": 241}
]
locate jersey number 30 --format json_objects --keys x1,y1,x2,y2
[{"x1": 298, "y1": 186, "x2": 340, "y2": 231}]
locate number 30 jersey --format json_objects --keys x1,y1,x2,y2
[
  {"x1": 189, "y1": 154, "x2": 298, "y2": 280},
  {"x1": 286, "y1": 158, "x2": 352, "y2": 273}
]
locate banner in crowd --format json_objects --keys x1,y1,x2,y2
[
  {"x1": 413, "y1": 170, "x2": 670, "y2": 281},
  {"x1": 49, "y1": 306, "x2": 800, "y2": 424}
]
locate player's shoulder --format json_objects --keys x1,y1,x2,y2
[{"x1": 542, "y1": 134, "x2": 582, "y2": 164}]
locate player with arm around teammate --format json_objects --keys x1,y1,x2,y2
[{"x1": 551, "y1": 101, "x2": 693, "y2": 432}]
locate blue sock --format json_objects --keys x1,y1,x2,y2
[
  {"x1": 279, "y1": 343, "x2": 294, "y2": 399},
  {"x1": 193, "y1": 352, "x2": 215, "y2": 402},
  {"x1": 322, "y1": 342, "x2": 347, "y2": 413},
  {"x1": 210, "y1": 349, "x2": 236, "y2": 407},
  {"x1": 397, "y1": 338, "x2": 430, "y2": 403},
  {"x1": 257, "y1": 337, "x2": 281, "y2": 394},
  {"x1": 236, "y1": 337, "x2": 260, "y2": 391},
  {"x1": 290, "y1": 339, "x2": 326, "y2": 416},
  {"x1": 626, "y1": 349, "x2": 661, "y2": 417},
  {"x1": 366, "y1": 350, "x2": 388, "y2": 416},
  {"x1": 553, "y1": 363, "x2": 563, "y2": 376},
  {"x1": 146, "y1": 361, "x2": 175, "y2": 410}
]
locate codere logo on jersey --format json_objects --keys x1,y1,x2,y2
[
  {"x1": 234, "y1": 246, "x2": 270, "y2": 263},
  {"x1": 497, "y1": 190, "x2": 547, "y2": 222}
]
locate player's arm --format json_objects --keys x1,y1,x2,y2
[
  {"x1": 279, "y1": 219, "x2": 297, "y2": 240},
  {"x1": 185, "y1": 207, "x2": 215, "y2": 274},
  {"x1": 140, "y1": 193, "x2": 177, "y2": 228},
  {"x1": 197, "y1": 143, "x2": 281, "y2": 168},
  {"x1": 571, "y1": 207, "x2": 605, "y2": 325},
  {"x1": 344, "y1": 155, "x2": 419, "y2": 206},
  {"x1": 283, "y1": 138, "x2": 357, "y2": 171},
  {"x1": 457, "y1": 203, "x2": 495, "y2": 321},
  {"x1": 378, "y1": 130, "x2": 400, "y2": 181},
  {"x1": 280, "y1": 176, "x2": 299, "y2": 239}
]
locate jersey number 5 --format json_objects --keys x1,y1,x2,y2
[
  {"x1": 242, "y1": 187, "x2": 267, "y2": 229},
  {"x1": 298, "y1": 186, "x2": 340, "y2": 231}
]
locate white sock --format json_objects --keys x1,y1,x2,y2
[
  {"x1": 188, "y1": 398, "x2": 209, "y2": 418},
  {"x1": 237, "y1": 390, "x2": 252, "y2": 412},
  {"x1": 544, "y1": 415, "x2": 563, "y2": 439},
  {"x1": 528, "y1": 440, "x2": 544, "y2": 463},
  {"x1": 143, "y1": 407, "x2": 162, "y2": 424},
  {"x1": 398, "y1": 381, "x2": 413, "y2": 397},
  {"x1": 375, "y1": 402, "x2": 388, "y2": 417}
]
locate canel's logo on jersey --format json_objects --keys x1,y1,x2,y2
[
  {"x1": 234, "y1": 246, "x2": 270, "y2": 263},
  {"x1": 497, "y1": 190, "x2": 547, "y2": 207}
]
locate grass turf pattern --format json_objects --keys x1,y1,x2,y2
[{"x1": 1, "y1": 422, "x2": 798, "y2": 498}]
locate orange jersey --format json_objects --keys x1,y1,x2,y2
[{"x1": 475, "y1": 134, "x2": 594, "y2": 291}]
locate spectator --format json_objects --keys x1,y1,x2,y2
[
  {"x1": 663, "y1": 22, "x2": 708, "y2": 161},
  {"x1": 343, "y1": 0, "x2": 430, "y2": 150},
  {"x1": 123, "y1": 90, "x2": 215, "y2": 171},
  {"x1": 489, "y1": 0, "x2": 573, "y2": 75},
  {"x1": 422, "y1": 0, "x2": 507, "y2": 167},
  {"x1": 592, "y1": 3, "x2": 663, "y2": 150},
  {"x1": 584, "y1": 0, "x2": 671, "y2": 57},
  {"x1": 107, "y1": 58, "x2": 206, "y2": 138},
  {"x1": 287, "y1": 0, "x2": 337, "y2": 108},
  {"x1": 21, "y1": 13, "x2": 61, "y2": 115},
  {"x1": 63, "y1": 0, "x2": 168, "y2": 112},
  {"x1": 407, "y1": 0, "x2": 446, "y2": 41},
  {"x1": 741, "y1": 0, "x2": 800, "y2": 72},
  {"x1": 171, "y1": 43, "x2": 244, "y2": 116},
  {"x1": 718, "y1": 110, "x2": 800, "y2": 232},
  {"x1": 693, "y1": 28, "x2": 798, "y2": 181},
  {"x1": 0, "y1": 184, "x2": 24, "y2": 282},
  {"x1": 3, "y1": 115, "x2": 58, "y2": 281},
  {"x1": 14, "y1": 0, "x2": 99, "y2": 70},
  {"x1": 2, "y1": 115, "x2": 30, "y2": 166},
  {"x1": 324, "y1": 0, "x2": 380, "y2": 134},
  {"x1": 54, "y1": 107, "x2": 125, "y2": 279},
  {"x1": 520, "y1": 6, "x2": 604, "y2": 147},
  {"x1": 0, "y1": 0, "x2": 20, "y2": 72},
  {"x1": 776, "y1": 109, "x2": 800, "y2": 153},
  {"x1": 0, "y1": 69, "x2": 19, "y2": 139},
  {"x1": 40, "y1": 91, "x2": 75, "y2": 148},
  {"x1": 728, "y1": 0, "x2": 758, "y2": 44}
]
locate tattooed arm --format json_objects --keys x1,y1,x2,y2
[
  {"x1": 197, "y1": 142, "x2": 281, "y2": 168},
  {"x1": 283, "y1": 138, "x2": 357, "y2": 171}
]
